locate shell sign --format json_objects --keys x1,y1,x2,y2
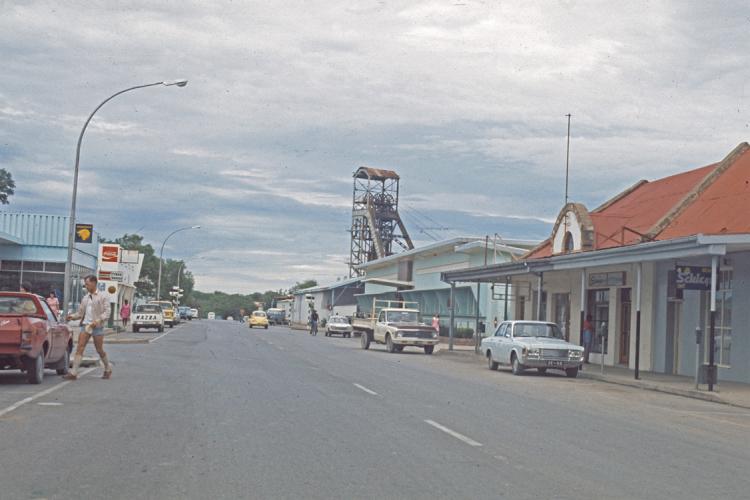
[{"x1": 74, "y1": 223, "x2": 93, "y2": 243}]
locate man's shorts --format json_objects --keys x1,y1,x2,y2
[{"x1": 83, "y1": 325, "x2": 105, "y2": 337}]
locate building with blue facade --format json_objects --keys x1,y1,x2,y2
[{"x1": 0, "y1": 212, "x2": 98, "y2": 306}]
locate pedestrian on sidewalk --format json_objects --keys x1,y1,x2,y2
[
  {"x1": 120, "y1": 299, "x2": 131, "y2": 329},
  {"x1": 309, "y1": 309, "x2": 319, "y2": 336},
  {"x1": 432, "y1": 313, "x2": 440, "y2": 334},
  {"x1": 64, "y1": 275, "x2": 112, "y2": 380},
  {"x1": 582, "y1": 314, "x2": 594, "y2": 364},
  {"x1": 46, "y1": 291, "x2": 60, "y2": 317}
]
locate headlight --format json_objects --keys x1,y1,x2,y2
[
  {"x1": 526, "y1": 348, "x2": 540, "y2": 358},
  {"x1": 432, "y1": 332, "x2": 438, "y2": 338},
  {"x1": 569, "y1": 350, "x2": 583, "y2": 359},
  {"x1": 395, "y1": 331, "x2": 402, "y2": 338}
]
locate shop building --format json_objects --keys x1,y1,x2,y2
[
  {"x1": 290, "y1": 277, "x2": 365, "y2": 328},
  {"x1": 0, "y1": 212, "x2": 98, "y2": 307},
  {"x1": 443, "y1": 142, "x2": 750, "y2": 384},
  {"x1": 356, "y1": 237, "x2": 534, "y2": 334}
]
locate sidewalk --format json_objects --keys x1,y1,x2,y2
[
  {"x1": 578, "y1": 364, "x2": 750, "y2": 409},
  {"x1": 434, "y1": 348, "x2": 750, "y2": 409}
]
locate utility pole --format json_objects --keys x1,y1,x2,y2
[{"x1": 564, "y1": 113, "x2": 571, "y2": 207}]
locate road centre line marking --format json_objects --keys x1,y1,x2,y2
[
  {"x1": 37, "y1": 402, "x2": 63, "y2": 406},
  {"x1": 0, "y1": 367, "x2": 96, "y2": 418},
  {"x1": 424, "y1": 419, "x2": 483, "y2": 447},
  {"x1": 353, "y1": 383, "x2": 379, "y2": 396}
]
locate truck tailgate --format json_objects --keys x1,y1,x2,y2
[{"x1": 0, "y1": 317, "x2": 22, "y2": 349}]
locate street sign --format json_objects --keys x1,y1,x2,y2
[
  {"x1": 74, "y1": 224, "x2": 93, "y2": 243},
  {"x1": 675, "y1": 265, "x2": 711, "y2": 290}
]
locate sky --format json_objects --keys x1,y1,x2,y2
[{"x1": 1, "y1": 1, "x2": 749, "y2": 293}]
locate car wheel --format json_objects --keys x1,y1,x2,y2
[
  {"x1": 565, "y1": 367, "x2": 579, "y2": 378},
  {"x1": 265, "y1": 325, "x2": 268, "y2": 329},
  {"x1": 487, "y1": 351, "x2": 499, "y2": 370},
  {"x1": 56, "y1": 348, "x2": 70, "y2": 375},
  {"x1": 386, "y1": 334, "x2": 397, "y2": 353},
  {"x1": 158, "y1": 326, "x2": 164, "y2": 333},
  {"x1": 133, "y1": 326, "x2": 139, "y2": 333},
  {"x1": 424, "y1": 345, "x2": 434, "y2": 355},
  {"x1": 360, "y1": 332, "x2": 370, "y2": 350},
  {"x1": 27, "y1": 352, "x2": 44, "y2": 384},
  {"x1": 537, "y1": 368, "x2": 547, "y2": 375},
  {"x1": 511, "y1": 354, "x2": 524, "y2": 376}
]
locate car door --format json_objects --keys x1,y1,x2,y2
[
  {"x1": 374, "y1": 310, "x2": 387, "y2": 342},
  {"x1": 39, "y1": 300, "x2": 63, "y2": 361},
  {"x1": 498, "y1": 323, "x2": 512, "y2": 363},
  {"x1": 488, "y1": 323, "x2": 504, "y2": 361}
]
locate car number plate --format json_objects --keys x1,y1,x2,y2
[{"x1": 547, "y1": 361, "x2": 564, "y2": 368}]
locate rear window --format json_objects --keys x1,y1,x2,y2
[
  {"x1": 0, "y1": 296, "x2": 40, "y2": 315},
  {"x1": 136, "y1": 305, "x2": 161, "y2": 313}
]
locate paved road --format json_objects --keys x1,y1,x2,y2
[{"x1": 1, "y1": 320, "x2": 749, "y2": 499}]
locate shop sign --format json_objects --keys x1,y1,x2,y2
[
  {"x1": 74, "y1": 224, "x2": 93, "y2": 243},
  {"x1": 675, "y1": 266, "x2": 711, "y2": 290},
  {"x1": 100, "y1": 245, "x2": 119, "y2": 263},
  {"x1": 589, "y1": 272, "x2": 626, "y2": 287}
]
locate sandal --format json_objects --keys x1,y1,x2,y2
[
  {"x1": 63, "y1": 373, "x2": 78, "y2": 380},
  {"x1": 102, "y1": 370, "x2": 112, "y2": 380}
]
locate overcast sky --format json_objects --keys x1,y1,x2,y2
[{"x1": 2, "y1": 1, "x2": 749, "y2": 293}]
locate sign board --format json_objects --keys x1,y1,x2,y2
[
  {"x1": 120, "y1": 249, "x2": 140, "y2": 264},
  {"x1": 98, "y1": 244, "x2": 121, "y2": 273},
  {"x1": 589, "y1": 272, "x2": 626, "y2": 288},
  {"x1": 74, "y1": 224, "x2": 93, "y2": 243},
  {"x1": 675, "y1": 266, "x2": 712, "y2": 290}
]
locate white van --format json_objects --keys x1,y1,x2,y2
[{"x1": 207, "y1": 312, "x2": 216, "y2": 320}]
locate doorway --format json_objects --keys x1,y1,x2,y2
[
  {"x1": 665, "y1": 300, "x2": 682, "y2": 374},
  {"x1": 618, "y1": 288, "x2": 631, "y2": 365},
  {"x1": 553, "y1": 293, "x2": 571, "y2": 341}
]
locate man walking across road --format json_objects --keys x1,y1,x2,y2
[{"x1": 64, "y1": 275, "x2": 113, "y2": 380}]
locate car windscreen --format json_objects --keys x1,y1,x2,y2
[
  {"x1": 136, "y1": 305, "x2": 161, "y2": 313},
  {"x1": 253, "y1": 312, "x2": 266, "y2": 317},
  {"x1": 0, "y1": 296, "x2": 40, "y2": 315},
  {"x1": 386, "y1": 311, "x2": 418, "y2": 323},
  {"x1": 513, "y1": 323, "x2": 564, "y2": 339},
  {"x1": 330, "y1": 317, "x2": 348, "y2": 324}
]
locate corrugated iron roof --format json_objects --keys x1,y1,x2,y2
[
  {"x1": 526, "y1": 142, "x2": 750, "y2": 259},
  {"x1": 0, "y1": 212, "x2": 72, "y2": 247},
  {"x1": 354, "y1": 166, "x2": 400, "y2": 180}
]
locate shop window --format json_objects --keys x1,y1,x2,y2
[
  {"x1": 44, "y1": 262, "x2": 66, "y2": 273},
  {"x1": 704, "y1": 270, "x2": 732, "y2": 366},
  {"x1": 1, "y1": 260, "x2": 22, "y2": 271},
  {"x1": 22, "y1": 261, "x2": 44, "y2": 271},
  {"x1": 587, "y1": 289, "x2": 609, "y2": 354}
]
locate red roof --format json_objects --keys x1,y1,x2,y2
[{"x1": 526, "y1": 142, "x2": 750, "y2": 259}]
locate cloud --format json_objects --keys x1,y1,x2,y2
[{"x1": 2, "y1": 0, "x2": 749, "y2": 292}]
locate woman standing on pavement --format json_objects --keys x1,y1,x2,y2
[
  {"x1": 120, "y1": 299, "x2": 131, "y2": 329},
  {"x1": 46, "y1": 291, "x2": 60, "y2": 317}
]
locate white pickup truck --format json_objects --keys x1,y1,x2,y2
[{"x1": 353, "y1": 300, "x2": 439, "y2": 355}]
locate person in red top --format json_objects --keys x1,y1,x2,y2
[
  {"x1": 582, "y1": 314, "x2": 594, "y2": 364},
  {"x1": 120, "y1": 299, "x2": 131, "y2": 328}
]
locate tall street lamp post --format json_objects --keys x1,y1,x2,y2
[
  {"x1": 156, "y1": 226, "x2": 200, "y2": 300},
  {"x1": 62, "y1": 79, "x2": 188, "y2": 317}
]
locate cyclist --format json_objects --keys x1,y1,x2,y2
[{"x1": 309, "y1": 309, "x2": 319, "y2": 336}]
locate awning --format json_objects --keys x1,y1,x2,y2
[{"x1": 362, "y1": 277, "x2": 415, "y2": 289}]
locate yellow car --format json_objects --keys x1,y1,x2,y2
[
  {"x1": 249, "y1": 310, "x2": 269, "y2": 329},
  {"x1": 149, "y1": 301, "x2": 177, "y2": 327}
]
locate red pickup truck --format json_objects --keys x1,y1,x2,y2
[{"x1": 0, "y1": 292, "x2": 72, "y2": 384}]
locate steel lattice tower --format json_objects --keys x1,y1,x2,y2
[{"x1": 349, "y1": 167, "x2": 414, "y2": 277}]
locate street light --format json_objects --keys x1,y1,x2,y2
[
  {"x1": 156, "y1": 225, "x2": 201, "y2": 300},
  {"x1": 62, "y1": 79, "x2": 188, "y2": 317}
]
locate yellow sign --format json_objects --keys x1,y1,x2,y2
[{"x1": 75, "y1": 223, "x2": 93, "y2": 243}]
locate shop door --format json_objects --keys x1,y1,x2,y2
[
  {"x1": 553, "y1": 293, "x2": 570, "y2": 341},
  {"x1": 665, "y1": 301, "x2": 682, "y2": 374},
  {"x1": 619, "y1": 288, "x2": 631, "y2": 365}
]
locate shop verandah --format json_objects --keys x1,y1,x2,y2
[{"x1": 442, "y1": 235, "x2": 750, "y2": 388}]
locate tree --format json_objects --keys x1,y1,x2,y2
[
  {"x1": 289, "y1": 279, "x2": 318, "y2": 293},
  {"x1": 0, "y1": 169, "x2": 15, "y2": 204}
]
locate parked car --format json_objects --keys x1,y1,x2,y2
[
  {"x1": 132, "y1": 304, "x2": 165, "y2": 333},
  {"x1": 482, "y1": 321, "x2": 584, "y2": 378},
  {"x1": 207, "y1": 312, "x2": 216, "y2": 320},
  {"x1": 325, "y1": 315, "x2": 353, "y2": 338},
  {"x1": 266, "y1": 308, "x2": 286, "y2": 325},
  {"x1": 0, "y1": 292, "x2": 73, "y2": 384},
  {"x1": 248, "y1": 310, "x2": 269, "y2": 329},
  {"x1": 177, "y1": 306, "x2": 192, "y2": 321},
  {"x1": 149, "y1": 301, "x2": 177, "y2": 327},
  {"x1": 190, "y1": 308, "x2": 199, "y2": 319}
]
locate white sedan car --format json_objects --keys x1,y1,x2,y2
[
  {"x1": 325, "y1": 315, "x2": 353, "y2": 338},
  {"x1": 481, "y1": 321, "x2": 584, "y2": 378}
]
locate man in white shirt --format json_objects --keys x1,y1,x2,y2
[{"x1": 65, "y1": 275, "x2": 112, "y2": 380}]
